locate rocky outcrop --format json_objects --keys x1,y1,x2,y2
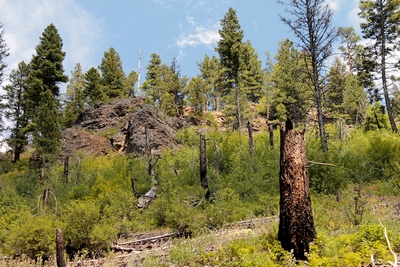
[{"x1": 61, "y1": 97, "x2": 189, "y2": 158}]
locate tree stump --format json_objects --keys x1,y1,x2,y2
[{"x1": 278, "y1": 122, "x2": 316, "y2": 260}]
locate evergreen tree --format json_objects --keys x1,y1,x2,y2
[
  {"x1": 239, "y1": 40, "x2": 263, "y2": 103},
  {"x1": 25, "y1": 23, "x2": 68, "y2": 155},
  {"x1": 342, "y1": 74, "x2": 368, "y2": 125},
  {"x1": 0, "y1": 22, "x2": 9, "y2": 86},
  {"x1": 186, "y1": 75, "x2": 208, "y2": 115},
  {"x1": 142, "y1": 53, "x2": 163, "y2": 103},
  {"x1": 359, "y1": 0, "x2": 400, "y2": 132},
  {"x1": 271, "y1": 39, "x2": 311, "y2": 124},
  {"x1": 84, "y1": 67, "x2": 106, "y2": 105},
  {"x1": 197, "y1": 55, "x2": 222, "y2": 111},
  {"x1": 279, "y1": 0, "x2": 337, "y2": 152},
  {"x1": 338, "y1": 27, "x2": 363, "y2": 74},
  {"x1": 3, "y1": 61, "x2": 30, "y2": 162},
  {"x1": 99, "y1": 47, "x2": 126, "y2": 99},
  {"x1": 62, "y1": 63, "x2": 85, "y2": 128},
  {"x1": 325, "y1": 58, "x2": 348, "y2": 117},
  {"x1": 216, "y1": 7, "x2": 245, "y2": 129},
  {"x1": 125, "y1": 70, "x2": 138, "y2": 97}
]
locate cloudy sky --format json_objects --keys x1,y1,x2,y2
[{"x1": 0, "y1": 0, "x2": 360, "y2": 90}]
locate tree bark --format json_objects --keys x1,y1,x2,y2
[
  {"x1": 63, "y1": 156, "x2": 69, "y2": 183},
  {"x1": 247, "y1": 120, "x2": 254, "y2": 158},
  {"x1": 268, "y1": 123, "x2": 274, "y2": 149},
  {"x1": 56, "y1": 228, "x2": 66, "y2": 267},
  {"x1": 278, "y1": 121, "x2": 316, "y2": 260},
  {"x1": 43, "y1": 188, "x2": 50, "y2": 208},
  {"x1": 200, "y1": 134, "x2": 210, "y2": 199}
]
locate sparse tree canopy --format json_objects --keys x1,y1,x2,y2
[
  {"x1": 279, "y1": 0, "x2": 337, "y2": 152},
  {"x1": 0, "y1": 22, "x2": 9, "y2": 86},
  {"x1": 359, "y1": 0, "x2": 400, "y2": 132}
]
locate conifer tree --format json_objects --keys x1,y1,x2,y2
[
  {"x1": 216, "y1": 7, "x2": 244, "y2": 129},
  {"x1": 342, "y1": 74, "x2": 368, "y2": 125},
  {"x1": 84, "y1": 67, "x2": 105, "y2": 105},
  {"x1": 186, "y1": 75, "x2": 208, "y2": 115},
  {"x1": 197, "y1": 55, "x2": 222, "y2": 111},
  {"x1": 3, "y1": 61, "x2": 30, "y2": 161},
  {"x1": 63, "y1": 63, "x2": 85, "y2": 128},
  {"x1": 0, "y1": 22, "x2": 9, "y2": 86},
  {"x1": 338, "y1": 27, "x2": 363, "y2": 74},
  {"x1": 359, "y1": 0, "x2": 400, "y2": 132},
  {"x1": 142, "y1": 53, "x2": 163, "y2": 103},
  {"x1": 99, "y1": 47, "x2": 126, "y2": 99},
  {"x1": 125, "y1": 70, "x2": 138, "y2": 97},
  {"x1": 325, "y1": 58, "x2": 348, "y2": 117},
  {"x1": 25, "y1": 23, "x2": 68, "y2": 155}
]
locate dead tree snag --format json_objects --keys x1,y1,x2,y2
[
  {"x1": 56, "y1": 228, "x2": 66, "y2": 267},
  {"x1": 200, "y1": 134, "x2": 210, "y2": 200},
  {"x1": 278, "y1": 120, "x2": 316, "y2": 260}
]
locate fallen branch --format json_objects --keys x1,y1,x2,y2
[
  {"x1": 111, "y1": 244, "x2": 135, "y2": 253},
  {"x1": 306, "y1": 161, "x2": 335, "y2": 167},
  {"x1": 379, "y1": 219, "x2": 398, "y2": 267}
]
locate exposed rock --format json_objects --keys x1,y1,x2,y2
[
  {"x1": 123, "y1": 104, "x2": 179, "y2": 155},
  {"x1": 61, "y1": 128, "x2": 113, "y2": 158},
  {"x1": 61, "y1": 97, "x2": 189, "y2": 158}
]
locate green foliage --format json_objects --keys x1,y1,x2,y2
[
  {"x1": 84, "y1": 67, "x2": 106, "y2": 105},
  {"x1": 5, "y1": 212, "x2": 55, "y2": 260},
  {"x1": 0, "y1": 22, "x2": 9, "y2": 86},
  {"x1": 99, "y1": 47, "x2": 126, "y2": 99}
]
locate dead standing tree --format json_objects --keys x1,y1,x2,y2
[
  {"x1": 200, "y1": 134, "x2": 210, "y2": 200},
  {"x1": 278, "y1": 120, "x2": 316, "y2": 260}
]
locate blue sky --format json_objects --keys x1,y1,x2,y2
[{"x1": 0, "y1": 0, "x2": 360, "y2": 90}]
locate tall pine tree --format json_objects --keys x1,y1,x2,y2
[
  {"x1": 84, "y1": 67, "x2": 106, "y2": 105},
  {"x1": 359, "y1": 0, "x2": 400, "y2": 132},
  {"x1": 3, "y1": 61, "x2": 30, "y2": 162},
  {"x1": 25, "y1": 23, "x2": 68, "y2": 155}
]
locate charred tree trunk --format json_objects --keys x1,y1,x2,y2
[
  {"x1": 131, "y1": 178, "x2": 137, "y2": 198},
  {"x1": 247, "y1": 121, "x2": 254, "y2": 158},
  {"x1": 56, "y1": 228, "x2": 66, "y2": 267},
  {"x1": 145, "y1": 126, "x2": 158, "y2": 185},
  {"x1": 268, "y1": 123, "x2": 274, "y2": 149},
  {"x1": 63, "y1": 156, "x2": 69, "y2": 183},
  {"x1": 278, "y1": 120, "x2": 316, "y2": 260},
  {"x1": 200, "y1": 134, "x2": 210, "y2": 200}
]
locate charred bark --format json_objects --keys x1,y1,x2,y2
[
  {"x1": 56, "y1": 228, "x2": 66, "y2": 267},
  {"x1": 200, "y1": 134, "x2": 210, "y2": 200},
  {"x1": 278, "y1": 120, "x2": 316, "y2": 260},
  {"x1": 63, "y1": 156, "x2": 69, "y2": 183},
  {"x1": 247, "y1": 121, "x2": 254, "y2": 158},
  {"x1": 268, "y1": 123, "x2": 274, "y2": 149}
]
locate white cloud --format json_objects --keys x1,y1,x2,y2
[
  {"x1": 0, "y1": 0, "x2": 103, "y2": 85},
  {"x1": 176, "y1": 17, "x2": 220, "y2": 49},
  {"x1": 325, "y1": 0, "x2": 342, "y2": 12}
]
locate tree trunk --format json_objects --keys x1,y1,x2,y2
[
  {"x1": 43, "y1": 188, "x2": 50, "y2": 208},
  {"x1": 145, "y1": 126, "x2": 158, "y2": 185},
  {"x1": 200, "y1": 134, "x2": 210, "y2": 199},
  {"x1": 278, "y1": 121, "x2": 316, "y2": 260},
  {"x1": 56, "y1": 228, "x2": 66, "y2": 267},
  {"x1": 63, "y1": 156, "x2": 69, "y2": 183},
  {"x1": 235, "y1": 86, "x2": 242, "y2": 129},
  {"x1": 268, "y1": 123, "x2": 274, "y2": 149},
  {"x1": 247, "y1": 120, "x2": 254, "y2": 158}
]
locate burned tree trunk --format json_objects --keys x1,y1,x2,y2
[
  {"x1": 268, "y1": 123, "x2": 274, "y2": 149},
  {"x1": 200, "y1": 134, "x2": 210, "y2": 200},
  {"x1": 63, "y1": 156, "x2": 69, "y2": 183},
  {"x1": 278, "y1": 121, "x2": 316, "y2": 260},
  {"x1": 56, "y1": 228, "x2": 66, "y2": 267},
  {"x1": 247, "y1": 120, "x2": 254, "y2": 158},
  {"x1": 43, "y1": 188, "x2": 50, "y2": 208}
]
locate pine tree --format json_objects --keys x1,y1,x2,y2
[
  {"x1": 25, "y1": 23, "x2": 68, "y2": 155},
  {"x1": 338, "y1": 27, "x2": 363, "y2": 74},
  {"x1": 271, "y1": 39, "x2": 312, "y2": 124},
  {"x1": 186, "y1": 75, "x2": 208, "y2": 115},
  {"x1": 197, "y1": 55, "x2": 222, "y2": 111},
  {"x1": 279, "y1": 0, "x2": 337, "y2": 152},
  {"x1": 3, "y1": 61, "x2": 30, "y2": 162},
  {"x1": 84, "y1": 67, "x2": 106, "y2": 105},
  {"x1": 359, "y1": 0, "x2": 400, "y2": 132},
  {"x1": 125, "y1": 70, "x2": 138, "y2": 97},
  {"x1": 239, "y1": 41, "x2": 263, "y2": 103},
  {"x1": 142, "y1": 53, "x2": 163, "y2": 103},
  {"x1": 325, "y1": 58, "x2": 348, "y2": 117},
  {"x1": 99, "y1": 47, "x2": 126, "y2": 99},
  {"x1": 342, "y1": 74, "x2": 368, "y2": 125},
  {"x1": 0, "y1": 22, "x2": 9, "y2": 86},
  {"x1": 62, "y1": 63, "x2": 85, "y2": 128}
]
